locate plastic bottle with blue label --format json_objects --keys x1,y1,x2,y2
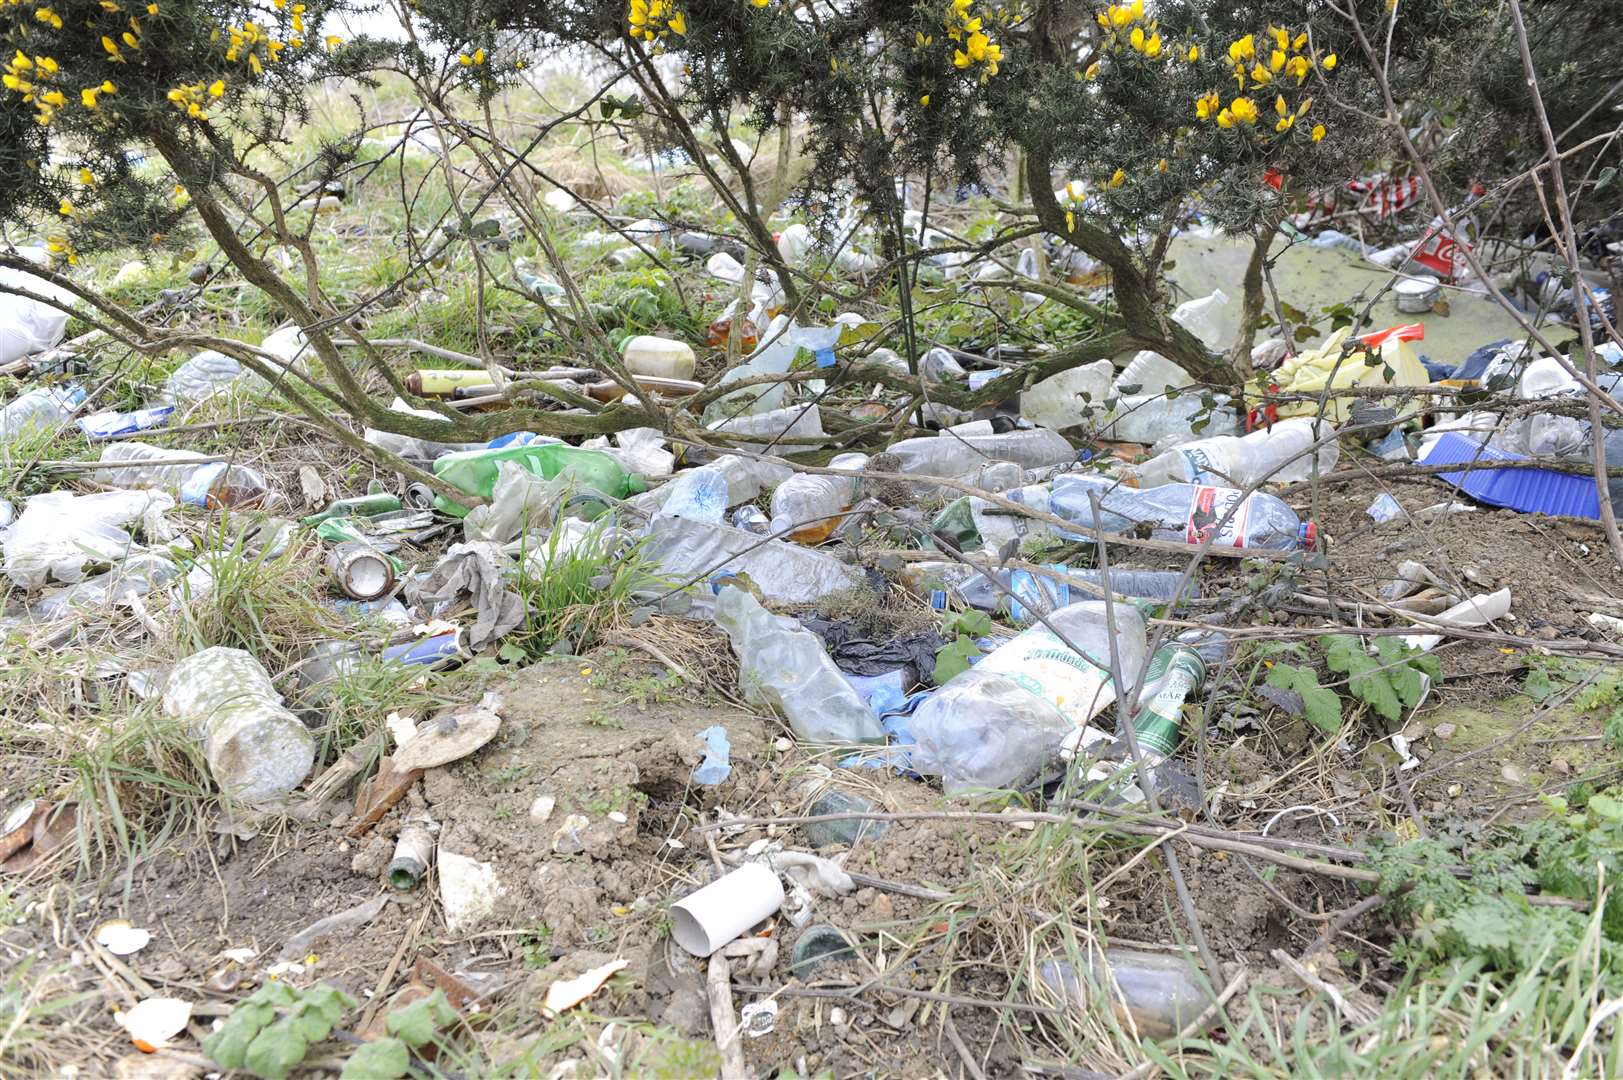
[
  {"x1": 706, "y1": 318, "x2": 839, "y2": 418},
  {"x1": 76, "y1": 405, "x2": 174, "y2": 440}
]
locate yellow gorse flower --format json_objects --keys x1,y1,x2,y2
[{"x1": 945, "y1": 1, "x2": 1001, "y2": 80}]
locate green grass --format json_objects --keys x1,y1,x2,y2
[{"x1": 503, "y1": 517, "x2": 669, "y2": 663}]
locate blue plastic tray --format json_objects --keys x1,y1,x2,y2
[{"x1": 1421, "y1": 432, "x2": 1600, "y2": 519}]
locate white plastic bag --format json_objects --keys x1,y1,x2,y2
[
  {"x1": 0, "y1": 259, "x2": 74, "y2": 365},
  {"x1": 2, "y1": 489, "x2": 173, "y2": 588}
]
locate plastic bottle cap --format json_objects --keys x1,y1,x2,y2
[
  {"x1": 1297, "y1": 521, "x2": 1317, "y2": 546},
  {"x1": 626, "y1": 473, "x2": 649, "y2": 494}
]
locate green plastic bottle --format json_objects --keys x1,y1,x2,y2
[{"x1": 430, "y1": 444, "x2": 648, "y2": 517}]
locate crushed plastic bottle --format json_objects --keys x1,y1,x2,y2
[
  {"x1": 97, "y1": 443, "x2": 276, "y2": 509},
  {"x1": 661, "y1": 465, "x2": 731, "y2": 524},
  {"x1": 909, "y1": 601, "x2": 1147, "y2": 792},
  {"x1": 162, "y1": 349, "x2": 244, "y2": 405},
  {"x1": 1050, "y1": 478, "x2": 1313, "y2": 550},
  {"x1": 1131, "y1": 418, "x2": 1339, "y2": 488},
  {"x1": 706, "y1": 403, "x2": 828, "y2": 448},
  {"x1": 768, "y1": 453, "x2": 868, "y2": 544},
  {"x1": 0, "y1": 384, "x2": 84, "y2": 444},
  {"x1": 161, "y1": 647, "x2": 315, "y2": 805},
  {"x1": 911, "y1": 562, "x2": 1197, "y2": 620},
  {"x1": 886, "y1": 428, "x2": 1074, "y2": 483},
  {"x1": 76, "y1": 405, "x2": 174, "y2": 441},
  {"x1": 641, "y1": 513, "x2": 866, "y2": 606},
  {"x1": 1099, "y1": 393, "x2": 1240, "y2": 444},
  {"x1": 713, "y1": 585, "x2": 883, "y2": 745},
  {"x1": 431, "y1": 443, "x2": 647, "y2": 518},
  {"x1": 1020, "y1": 359, "x2": 1115, "y2": 431}
]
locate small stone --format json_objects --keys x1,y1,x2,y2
[
  {"x1": 1501, "y1": 764, "x2": 1528, "y2": 785},
  {"x1": 774, "y1": 737, "x2": 793, "y2": 753},
  {"x1": 530, "y1": 795, "x2": 556, "y2": 823},
  {"x1": 1447, "y1": 783, "x2": 1462, "y2": 797},
  {"x1": 1433, "y1": 723, "x2": 1457, "y2": 741},
  {"x1": 1552, "y1": 758, "x2": 1572, "y2": 776},
  {"x1": 607, "y1": 811, "x2": 628, "y2": 825},
  {"x1": 865, "y1": 893, "x2": 895, "y2": 923},
  {"x1": 552, "y1": 814, "x2": 590, "y2": 855},
  {"x1": 829, "y1": 1007, "x2": 847, "y2": 1028},
  {"x1": 746, "y1": 838, "x2": 770, "y2": 857},
  {"x1": 349, "y1": 835, "x2": 391, "y2": 878}
]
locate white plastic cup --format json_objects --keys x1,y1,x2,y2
[{"x1": 669, "y1": 863, "x2": 785, "y2": 957}]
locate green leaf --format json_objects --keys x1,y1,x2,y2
[
  {"x1": 497, "y1": 642, "x2": 528, "y2": 664},
  {"x1": 341, "y1": 1038, "x2": 411, "y2": 1080},
  {"x1": 1588, "y1": 794, "x2": 1623, "y2": 821},
  {"x1": 1324, "y1": 634, "x2": 1403, "y2": 723},
  {"x1": 1265, "y1": 662, "x2": 1342, "y2": 734},
  {"x1": 385, "y1": 991, "x2": 454, "y2": 1048},
  {"x1": 1525, "y1": 664, "x2": 1554, "y2": 702},
  {"x1": 245, "y1": 1022, "x2": 310, "y2": 1080},
  {"x1": 933, "y1": 635, "x2": 982, "y2": 685},
  {"x1": 1596, "y1": 166, "x2": 1617, "y2": 191}
]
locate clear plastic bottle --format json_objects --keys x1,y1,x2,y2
[
  {"x1": 768, "y1": 452, "x2": 868, "y2": 544},
  {"x1": 98, "y1": 442, "x2": 276, "y2": 509},
  {"x1": 885, "y1": 428, "x2": 1074, "y2": 481},
  {"x1": 1131, "y1": 418, "x2": 1339, "y2": 488},
  {"x1": 161, "y1": 646, "x2": 315, "y2": 805},
  {"x1": 1100, "y1": 393, "x2": 1240, "y2": 444},
  {"x1": 942, "y1": 565, "x2": 1199, "y2": 620},
  {"x1": 0, "y1": 384, "x2": 84, "y2": 443},
  {"x1": 1036, "y1": 947, "x2": 1213, "y2": 1038},
  {"x1": 1049, "y1": 477, "x2": 1312, "y2": 551},
  {"x1": 662, "y1": 465, "x2": 731, "y2": 524},
  {"x1": 908, "y1": 601, "x2": 1148, "y2": 793},
  {"x1": 706, "y1": 318, "x2": 839, "y2": 417},
  {"x1": 713, "y1": 585, "x2": 883, "y2": 744},
  {"x1": 162, "y1": 349, "x2": 245, "y2": 404},
  {"x1": 706, "y1": 403, "x2": 828, "y2": 448},
  {"x1": 1021, "y1": 359, "x2": 1115, "y2": 431}
]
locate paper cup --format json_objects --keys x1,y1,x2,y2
[{"x1": 670, "y1": 863, "x2": 784, "y2": 957}]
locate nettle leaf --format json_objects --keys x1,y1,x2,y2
[
  {"x1": 340, "y1": 1038, "x2": 411, "y2": 1080},
  {"x1": 1264, "y1": 663, "x2": 1342, "y2": 733}
]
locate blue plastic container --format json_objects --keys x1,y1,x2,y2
[{"x1": 1421, "y1": 432, "x2": 1600, "y2": 519}]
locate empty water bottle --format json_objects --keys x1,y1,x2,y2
[
  {"x1": 662, "y1": 465, "x2": 731, "y2": 524},
  {"x1": 1131, "y1": 418, "x2": 1339, "y2": 488},
  {"x1": 886, "y1": 428, "x2": 1074, "y2": 482},
  {"x1": 909, "y1": 601, "x2": 1148, "y2": 793},
  {"x1": 98, "y1": 442, "x2": 277, "y2": 509},
  {"x1": 713, "y1": 586, "x2": 883, "y2": 744},
  {"x1": 0, "y1": 384, "x2": 84, "y2": 444},
  {"x1": 1100, "y1": 394, "x2": 1240, "y2": 444},
  {"x1": 1050, "y1": 478, "x2": 1313, "y2": 550},
  {"x1": 768, "y1": 453, "x2": 868, "y2": 544},
  {"x1": 1036, "y1": 948, "x2": 1213, "y2": 1038},
  {"x1": 163, "y1": 349, "x2": 244, "y2": 404}
]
